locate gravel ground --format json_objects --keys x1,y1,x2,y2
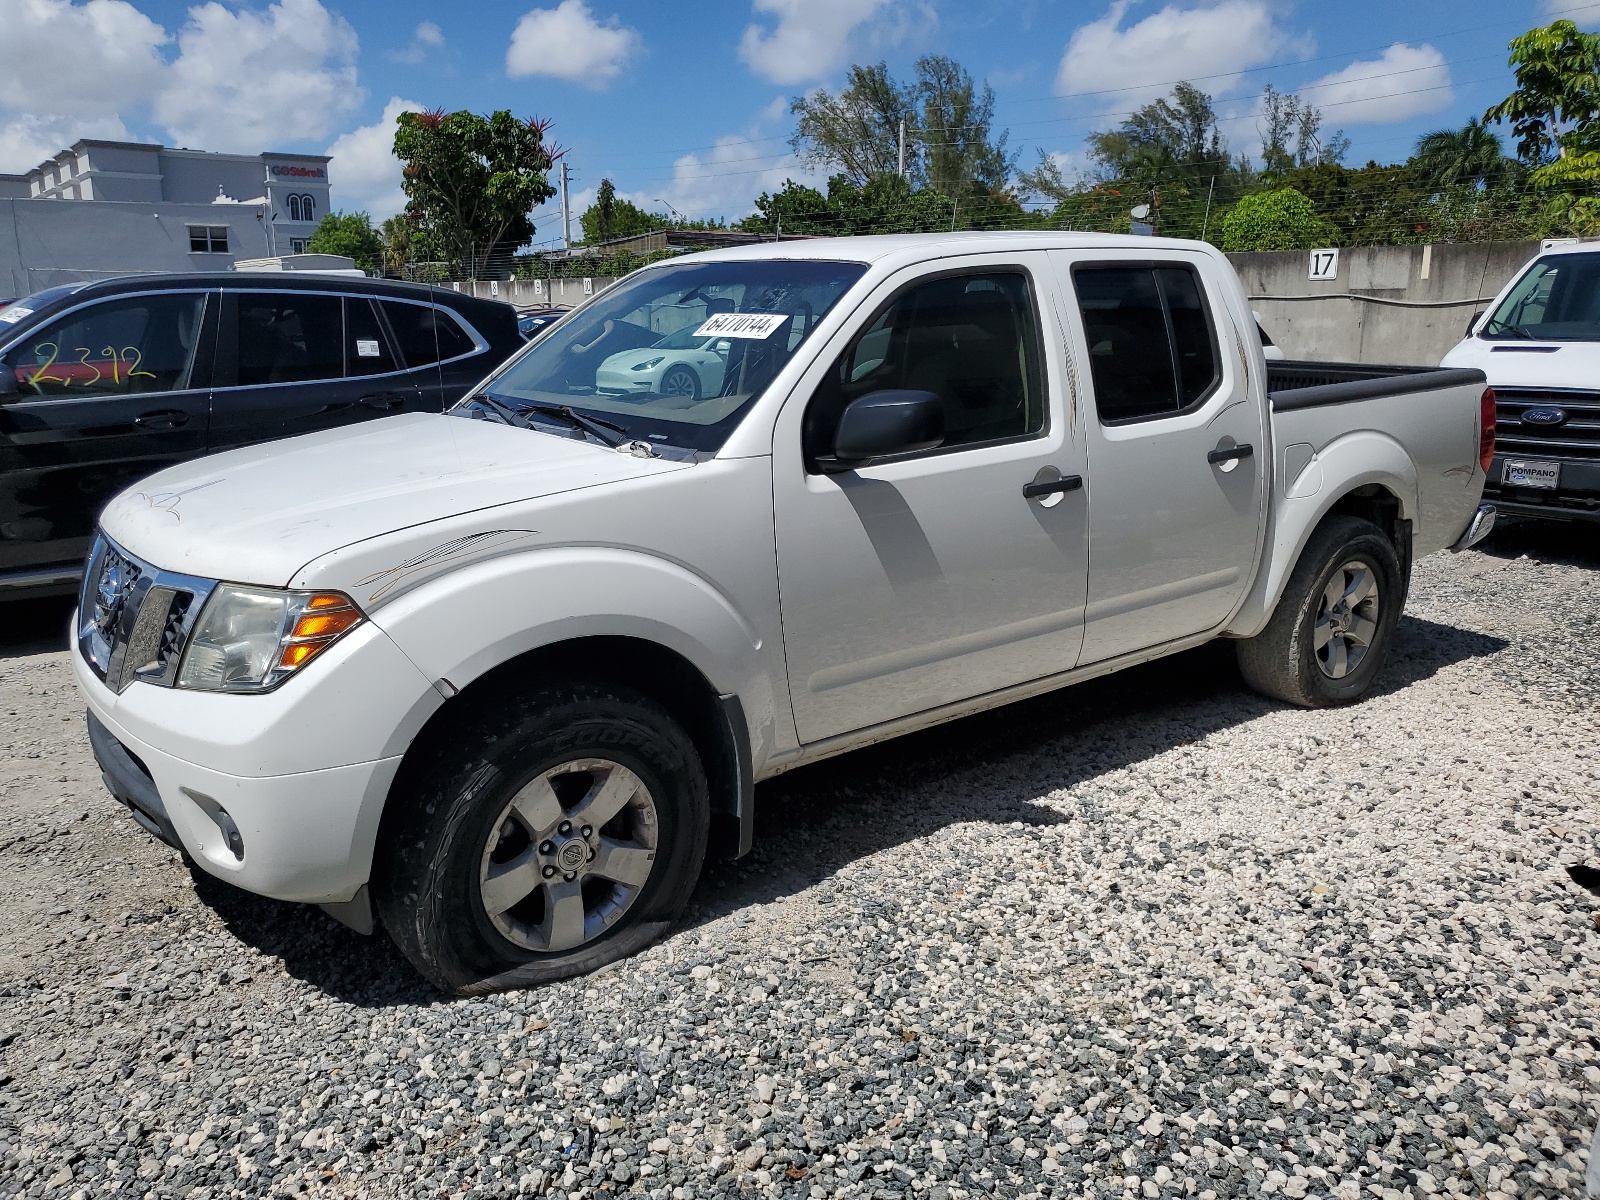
[{"x1": 1, "y1": 519, "x2": 1598, "y2": 1200}]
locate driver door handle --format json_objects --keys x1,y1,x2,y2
[
  {"x1": 134, "y1": 409, "x2": 190, "y2": 430},
  {"x1": 1207, "y1": 443, "x2": 1254, "y2": 465},
  {"x1": 360, "y1": 392, "x2": 406, "y2": 410},
  {"x1": 1022, "y1": 474, "x2": 1083, "y2": 499}
]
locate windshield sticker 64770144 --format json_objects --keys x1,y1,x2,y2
[{"x1": 692, "y1": 312, "x2": 789, "y2": 340}]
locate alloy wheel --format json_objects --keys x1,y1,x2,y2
[
  {"x1": 477, "y1": 758, "x2": 659, "y2": 953},
  {"x1": 1313, "y1": 559, "x2": 1380, "y2": 679}
]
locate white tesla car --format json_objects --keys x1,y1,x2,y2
[{"x1": 595, "y1": 325, "x2": 729, "y2": 401}]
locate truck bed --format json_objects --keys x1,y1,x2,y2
[{"x1": 1267, "y1": 361, "x2": 1487, "y2": 410}]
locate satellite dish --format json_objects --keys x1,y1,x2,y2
[{"x1": 1130, "y1": 204, "x2": 1151, "y2": 220}]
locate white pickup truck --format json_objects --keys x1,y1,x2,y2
[{"x1": 72, "y1": 233, "x2": 1495, "y2": 993}]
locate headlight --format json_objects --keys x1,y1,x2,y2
[
  {"x1": 631, "y1": 357, "x2": 664, "y2": 371},
  {"x1": 177, "y1": 585, "x2": 363, "y2": 692}
]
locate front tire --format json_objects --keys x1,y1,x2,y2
[
  {"x1": 1236, "y1": 515, "x2": 1403, "y2": 708},
  {"x1": 659, "y1": 364, "x2": 701, "y2": 401},
  {"x1": 373, "y1": 678, "x2": 709, "y2": 994}
]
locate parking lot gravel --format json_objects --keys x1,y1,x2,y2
[{"x1": 1, "y1": 519, "x2": 1597, "y2": 1200}]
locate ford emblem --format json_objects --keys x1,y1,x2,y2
[{"x1": 1521, "y1": 406, "x2": 1568, "y2": 427}]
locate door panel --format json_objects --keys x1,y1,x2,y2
[
  {"x1": 209, "y1": 291, "x2": 422, "y2": 452},
  {"x1": 381, "y1": 298, "x2": 483, "y2": 411},
  {"x1": 0, "y1": 291, "x2": 214, "y2": 574},
  {"x1": 774, "y1": 257, "x2": 1089, "y2": 744},
  {"x1": 1055, "y1": 252, "x2": 1266, "y2": 664}
]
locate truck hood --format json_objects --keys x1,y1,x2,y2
[
  {"x1": 1440, "y1": 336, "x2": 1600, "y2": 389},
  {"x1": 100, "y1": 412, "x2": 691, "y2": 585}
]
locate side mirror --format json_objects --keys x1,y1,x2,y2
[
  {"x1": 817, "y1": 389, "x2": 944, "y2": 473},
  {"x1": 1467, "y1": 310, "x2": 1484, "y2": 337}
]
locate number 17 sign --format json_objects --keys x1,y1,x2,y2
[{"x1": 1308, "y1": 248, "x2": 1339, "y2": 281}]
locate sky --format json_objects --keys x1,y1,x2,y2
[{"x1": 3, "y1": 0, "x2": 1596, "y2": 247}]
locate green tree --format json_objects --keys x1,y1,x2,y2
[
  {"x1": 790, "y1": 63, "x2": 920, "y2": 187},
  {"x1": 914, "y1": 54, "x2": 1016, "y2": 198},
  {"x1": 1090, "y1": 82, "x2": 1226, "y2": 180},
  {"x1": 579, "y1": 179, "x2": 666, "y2": 243},
  {"x1": 394, "y1": 108, "x2": 559, "y2": 276},
  {"x1": 738, "y1": 174, "x2": 960, "y2": 236},
  {"x1": 1485, "y1": 20, "x2": 1600, "y2": 163},
  {"x1": 378, "y1": 213, "x2": 417, "y2": 275},
  {"x1": 1411, "y1": 118, "x2": 1520, "y2": 189},
  {"x1": 305, "y1": 211, "x2": 385, "y2": 274},
  {"x1": 1220, "y1": 187, "x2": 1331, "y2": 251},
  {"x1": 1259, "y1": 85, "x2": 1349, "y2": 172}
]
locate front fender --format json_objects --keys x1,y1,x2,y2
[
  {"x1": 1227, "y1": 430, "x2": 1418, "y2": 639},
  {"x1": 363, "y1": 546, "x2": 781, "y2": 767}
]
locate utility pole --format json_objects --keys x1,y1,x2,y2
[
  {"x1": 560, "y1": 161, "x2": 572, "y2": 251},
  {"x1": 897, "y1": 118, "x2": 906, "y2": 179}
]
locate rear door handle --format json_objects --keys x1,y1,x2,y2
[
  {"x1": 134, "y1": 409, "x2": 190, "y2": 430},
  {"x1": 360, "y1": 393, "x2": 406, "y2": 411},
  {"x1": 1207, "y1": 443, "x2": 1254, "y2": 465},
  {"x1": 1022, "y1": 474, "x2": 1083, "y2": 499}
]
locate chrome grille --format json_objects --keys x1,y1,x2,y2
[
  {"x1": 77, "y1": 535, "x2": 216, "y2": 693},
  {"x1": 1494, "y1": 388, "x2": 1600, "y2": 462}
]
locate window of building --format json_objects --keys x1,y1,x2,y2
[
  {"x1": 1071, "y1": 264, "x2": 1221, "y2": 424},
  {"x1": 234, "y1": 292, "x2": 344, "y2": 385},
  {"x1": 299, "y1": 194, "x2": 315, "y2": 222},
  {"x1": 5, "y1": 293, "x2": 208, "y2": 399},
  {"x1": 189, "y1": 225, "x2": 230, "y2": 253},
  {"x1": 805, "y1": 270, "x2": 1046, "y2": 465},
  {"x1": 287, "y1": 195, "x2": 302, "y2": 222},
  {"x1": 290, "y1": 238, "x2": 308, "y2": 254}
]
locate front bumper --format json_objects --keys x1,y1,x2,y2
[{"x1": 72, "y1": 617, "x2": 441, "y2": 904}]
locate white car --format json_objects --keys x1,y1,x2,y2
[
  {"x1": 594, "y1": 325, "x2": 728, "y2": 400},
  {"x1": 73, "y1": 234, "x2": 1494, "y2": 994},
  {"x1": 1441, "y1": 241, "x2": 1600, "y2": 523}
]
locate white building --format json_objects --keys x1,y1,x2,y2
[{"x1": 0, "y1": 140, "x2": 336, "y2": 297}]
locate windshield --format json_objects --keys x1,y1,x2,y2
[
  {"x1": 0, "y1": 283, "x2": 89, "y2": 329},
  {"x1": 1483, "y1": 253, "x2": 1600, "y2": 341},
  {"x1": 465, "y1": 258, "x2": 867, "y2": 453}
]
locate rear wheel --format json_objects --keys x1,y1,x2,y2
[
  {"x1": 1236, "y1": 515, "x2": 1403, "y2": 708},
  {"x1": 373, "y1": 678, "x2": 708, "y2": 994}
]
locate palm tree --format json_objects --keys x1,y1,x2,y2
[{"x1": 1412, "y1": 118, "x2": 1519, "y2": 189}]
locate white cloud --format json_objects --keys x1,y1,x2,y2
[
  {"x1": 738, "y1": 0, "x2": 893, "y2": 85},
  {"x1": 660, "y1": 136, "x2": 819, "y2": 222},
  {"x1": 390, "y1": 20, "x2": 444, "y2": 64},
  {"x1": 154, "y1": 0, "x2": 363, "y2": 152},
  {"x1": 325, "y1": 97, "x2": 424, "y2": 220},
  {"x1": 506, "y1": 0, "x2": 641, "y2": 88},
  {"x1": 0, "y1": 0, "x2": 168, "y2": 171},
  {"x1": 1056, "y1": 0, "x2": 1288, "y2": 104},
  {"x1": 1298, "y1": 43, "x2": 1452, "y2": 126}
]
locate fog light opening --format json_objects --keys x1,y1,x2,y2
[{"x1": 180, "y1": 787, "x2": 245, "y2": 861}]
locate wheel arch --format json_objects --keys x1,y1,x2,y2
[
  {"x1": 1227, "y1": 431, "x2": 1417, "y2": 639},
  {"x1": 384, "y1": 634, "x2": 754, "y2": 864}
]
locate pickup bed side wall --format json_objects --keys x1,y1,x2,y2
[{"x1": 1225, "y1": 380, "x2": 1485, "y2": 638}]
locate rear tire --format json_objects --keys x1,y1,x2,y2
[
  {"x1": 1236, "y1": 515, "x2": 1403, "y2": 708},
  {"x1": 373, "y1": 678, "x2": 708, "y2": 995}
]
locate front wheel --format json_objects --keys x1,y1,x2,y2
[
  {"x1": 1235, "y1": 515, "x2": 1403, "y2": 708},
  {"x1": 659, "y1": 364, "x2": 701, "y2": 401},
  {"x1": 373, "y1": 679, "x2": 709, "y2": 994}
]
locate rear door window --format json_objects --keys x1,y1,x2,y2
[
  {"x1": 7, "y1": 293, "x2": 208, "y2": 398},
  {"x1": 1073, "y1": 264, "x2": 1221, "y2": 423},
  {"x1": 381, "y1": 301, "x2": 476, "y2": 367},
  {"x1": 345, "y1": 297, "x2": 397, "y2": 377},
  {"x1": 235, "y1": 292, "x2": 344, "y2": 386}
]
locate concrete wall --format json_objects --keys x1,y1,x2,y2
[
  {"x1": 447, "y1": 276, "x2": 618, "y2": 307},
  {"x1": 1228, "y1": 240, "x2": 1545, "y2": 366},
  {"x1": 0, "y1": 198, "x2": 275, "y2": 298}
]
